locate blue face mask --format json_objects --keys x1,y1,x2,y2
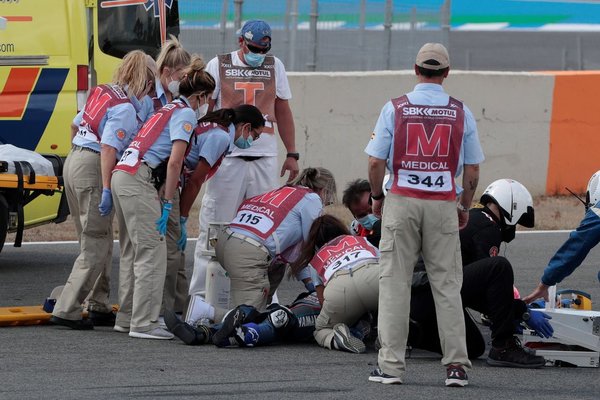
[
  {"x1": 234, "y1": 135, "x2": 253, "y2": 149},
  {"x1": 357, "y1": 214, "x2": 379, "y2": 230},
  {"x1": 245, "y1": 52, "x2": 266, "y2": 67}
]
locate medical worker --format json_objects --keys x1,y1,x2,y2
[
  {"x1": 190, "y1": 19, "x2": 299, "y2": 304},
  {"x1": 185, "y1": 167, "x2": 337, "y2": 326},
  {"x1": 151, "y1": 36, "x2": 192, "y2": 317},
  {"x1": 51, "y1": 50, "x2": 155, "y2": 330},
  {"x1": 291, "y1": 215, "x2": 380, "y2": 354},
  {"x1": 111, "y1": 55, "x2": 215, "y2": 340},
  {"x1": 178, "y1": 104, "x2": 266, "y2": 223}
]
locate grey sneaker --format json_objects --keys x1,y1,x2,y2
[
  {"x1": 332, "y1": 323, "x2": 366, "y2": 353},
  {"x1": 368, "y1": 368, "x2": 402, "y2": 384},
  {"x1": 129, "y1": 327, "x2": 174, "y2": 340}
]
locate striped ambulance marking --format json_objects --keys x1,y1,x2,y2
[{"x1": 0, "y1": 68, "x2": 40, "y2": 118}]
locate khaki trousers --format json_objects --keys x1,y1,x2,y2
[
  {"x1": 377, "y1": 194, "x2": 471, "y2": 378},
  {"x1": 215, "y1": 230, "x2": 272, "y2": 315},
  {"x1": 53, "y1": 148, "x2": 113, "y2": 320},
  {"x1": 314, "y1": 262, "x2": 379, "y2": 349},
  {"x1": 161, "y1": 189, "x2": 189, "y2": 314},
  {"x1": 190, "y1": 156, "x2": 279, "y2": 297},
  {"x1": 112, "y1": 165, "x2": 167, "y2": 332}
]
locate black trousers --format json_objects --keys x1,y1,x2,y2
[{"x1": 409, "y1": 256, "x2": 526, "y2": 358}]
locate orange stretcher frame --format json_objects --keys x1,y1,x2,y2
[
  {"x1": 0, "y1": 173, "x2": 60, "y2": 191},
  {"x1": 0, "y1": 304, "x2": 119, "y2": 327}
]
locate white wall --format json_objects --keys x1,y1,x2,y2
[{"x1": 280, "y1": 71, "x2": 555, "y2": 197}]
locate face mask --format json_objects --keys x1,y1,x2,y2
[
  {"x1": 167, "y1": 79, "x2": 180, "y2": 96},
  {"x1": 357, "y1": 214, "x2": 380, "y2": 231},
  {"x1": 234, "y1": 135, "x2": 253, "y2": 149},
  {"x1": 196, "y1": 103, "x2": 208, "y2": 120},
  {"x1": 244, "y1": 52, "x2": 266, "y2": 67}
]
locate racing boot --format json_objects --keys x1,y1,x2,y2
[
  {"x1": 164, "y1": 309, "x2": 211, "y2": 345},
  {"x1": 487, "y1": 336, "x2": 546, "y2": 368}
]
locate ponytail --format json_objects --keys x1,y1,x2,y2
[
  {"x1": 199, "y1": 104, "x2": 265, "y2": 129},
  {"x1": 290, "y1": 215, "x2": 350, "y2": 276}
]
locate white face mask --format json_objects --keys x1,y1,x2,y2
[
  {"x1": 167, "y1": 79, "x2": 180, "y2": 97},
  {"x1": 196, "y1": 103, "x2": 209, "y2": 120}
]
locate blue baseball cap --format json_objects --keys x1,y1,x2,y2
[{"x1": 239, "y1": 20, "x2": 272, "y2": 47}]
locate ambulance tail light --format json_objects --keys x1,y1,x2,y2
[{"x1": 76, "y1": 65, "x2": 89, "y2": 112}]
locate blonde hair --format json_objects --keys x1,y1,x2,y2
[
  {"x1": 178, "y1": 54, "x2": 215, "y2": 98},
  {"x1": 113, "y1": 50, "x2": 155, "y2": 98},
  {"x1": 156, "y1": 35, "x2": 191, "y2": 74},
  {"x1": 291, "y1": 167, "x2": 338, "y2": 206}
]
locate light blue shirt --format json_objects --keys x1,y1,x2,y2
[
  {"x1": 72, "y1": 89, "x2": 153, "y2": 157},
  {"x1": 185, "y1": 123, "x2": 234, "y2": 169},
  {"x1": 230, "y1": 191, "x2": 323, "y2": 259},
  {"x1": 143, "y1": 97, "x2": 196, "y2": 168},
  {"x1": 155, "y1": 79, "x2": 169, "y2": 108},
  {"x1": 365, "y1": 83, "x2": 485, "y2": 193}
]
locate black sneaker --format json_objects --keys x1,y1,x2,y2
[
  {"x1": 88, "y1": 310, "x2": 116, "y2": 327},
  {"x1": 445, "y1": 364, "x2": 468, "y2": 387},
  {"x1": 164, "y1": 309, "x2": 210, "y2": 345},
  {"x1": 487, "y1": 336, "x2": 546, "y2": 368},
  {"x1": 212, "y1": 307, "x2": 246, "y2": 347},
  {"x1": 368, "y1": 368, "x2": 402, "y2": 384},
  {"x1": 50, "y1": 316, "x2": 94, "y2": 330}
]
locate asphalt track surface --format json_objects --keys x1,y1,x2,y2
[{"x1": 1, "y1": 231, "x2": 599, "y2": 399}]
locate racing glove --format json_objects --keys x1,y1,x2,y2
[
  {"x1": 525, "y1": 308, "x2": 553, "y2": 338},
  {"x1": 177, "y1": 216, "x2": 188, "y2": 251},
  {"x1": 98, "y1": 188, "x2": 113, "y2": 216},
  {"x1": 156, "y1": 201, "x2": 172, "y2": 236}
]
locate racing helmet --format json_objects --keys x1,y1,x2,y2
[
  {"x1": 480, "y1": 179, "x2": 534, "y2": 228},
  {"x1": 586, "y1": 170, "x2": 600, "y2": 209}
]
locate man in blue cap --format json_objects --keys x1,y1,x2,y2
[{"x1": 188, "y1": 20, "x2": 299, "y2": 313}]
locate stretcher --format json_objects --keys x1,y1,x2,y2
[
  {"x1": 0, "y1": 286, "x2": 118, "y2": 327},
  {"x1": 0, "y1": 153, "x2": 69, "y2": 252},
  {"x1": 522, "y1": 308, "x2": 600, "y2": 367}
]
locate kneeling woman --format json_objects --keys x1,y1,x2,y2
[
  {"x1": 187, "y1": 168, "x2": 336, "y2": 325},
  {"x1": 292, "y1": 215, "x2": 380, "y2": 354}
]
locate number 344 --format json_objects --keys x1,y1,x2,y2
[{"x1": 407, "y1": 174, "x2": 445, "y2": 187}]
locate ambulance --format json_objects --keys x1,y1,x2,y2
[{"x1": 0, "y1": 0, "x2": 180, "y2": 252}]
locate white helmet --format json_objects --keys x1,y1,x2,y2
[
  {"x1": 586, "y1": 170, "x2": 600, "y2": 209},
  {"x1": 480, "y1": 179, "x2": 534, "y2": 227}
]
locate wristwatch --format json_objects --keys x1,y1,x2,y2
[
  {"x1": 370, "y1": 192, "x2": 385, "y2": 201},
  {"x1": 457, "y1": 203, "x2": 469, "y2": 212},
  {"x1": 286, "y1": 152, "x2": 300, "y2": 161}
]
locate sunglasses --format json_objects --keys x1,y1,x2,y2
[{"x1": 245, "y1": 40, "x2": 271, "y2": 54}]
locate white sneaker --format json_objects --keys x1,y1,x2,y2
[
  {"x1": 129, "y1": 328, "x2": 174, "y2": 340},
  {"x1": 158, "y1": 316, "x2": 167, "y2": 330},
  {"x1": 113, "y1": 325, "x2": 129, "y2": 333},
  {"x1": 185, "y1": 295, "x2": 215, "y2": 326}
]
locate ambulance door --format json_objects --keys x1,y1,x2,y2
[
  {"x1": 0, "y1": 0, "x2": 88, "y2": 228},
  {"x1": 92, "y1": 0, "x2": 181, "y2": 85}
]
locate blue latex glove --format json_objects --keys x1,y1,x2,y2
[
  {"x1": 98, "y1": 188, "x2": 113, "y2": 216},
  {"x1": 156, "y1": 201, "x2": 172, "y2": 236},
  {"x1": 526, "y1": 309, "x2": 554, "y2": 338},
  {"x1": 304, "y1": 280, "x2": 316, "y2": 293},
  {"x1": 177, "y1": 216, "x2": 188, "y2": 251}
]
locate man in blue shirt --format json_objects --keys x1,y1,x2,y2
[
  {"x1": 365, "y1": 43, "x2": 484, "y2": 387},
  {"x1": 524, "y1": 169, "x2": 600, "y2": 303}
]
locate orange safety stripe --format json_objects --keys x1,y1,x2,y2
[
  {"x1": 546, "y1": 72, "x2": 600, "y2": 195},
  {"x1": 0, "y1": 67, "x2": 40, "y2": 118}
]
